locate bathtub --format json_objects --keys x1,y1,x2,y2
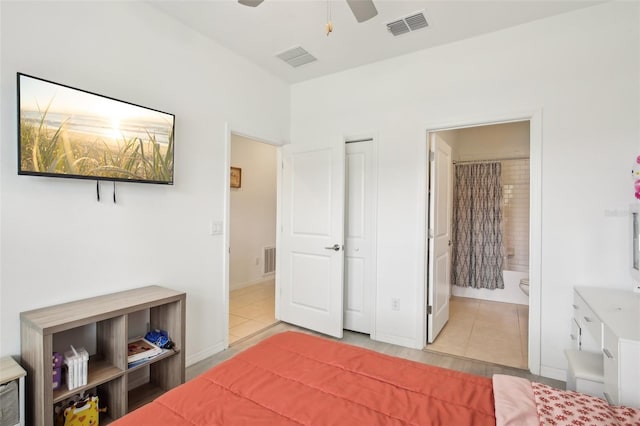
[{"x1": 451, "y1": 270, "x2": 529, "y2": 305}]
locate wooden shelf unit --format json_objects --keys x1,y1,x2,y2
[{"x1": 20, "y1": 285, "x2": 186, "y2": 426}]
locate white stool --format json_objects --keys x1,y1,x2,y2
[{"x1": 565, "y1": 349, "x2": 604, "y2": 398}]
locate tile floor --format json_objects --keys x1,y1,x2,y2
[
  {"x1": 229, "y1": 279, "x2": 277, "y2": 344},
  {"x1": 426, "y1": 296, "x2": 529, "y2": 369}
]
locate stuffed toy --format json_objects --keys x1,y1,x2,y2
[{"x1": 63, "y1": 395, "x2": 106, "y2": 426}]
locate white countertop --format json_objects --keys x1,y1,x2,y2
[{"x1": 575, "y1": 287, "x2": 640, "y2": 341}]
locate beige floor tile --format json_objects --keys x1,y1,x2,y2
[
  {"x1": 440, "y1": 322, "x2": 473, "y2": 340},
  {"x1": 254, "y1": 313, "x2": 277, "y2": 325},
  {"x1": 476, "y1": 308, "x2": 517, "y2": 323},
  {"x1": 230, "y1": 292, "x2": 260, "y2": 306},
  {"x1": 429, "y1": 296, "x2": 529, "y2": 369},
  {"x1": 427, "y1": 322, "x2": 471, "y2": 356},
  {"x1": 229, "y1": 314, "x2": 249, "y2": 327},
  {"x1": 466, "y1": 330, "x2": 520, "y2": 351},
  {"x1": 473, "y1": 318, "x2": 520, "y2": 338},
  {"x1": 447, "y1": 309, "x2": 476, "y2": 324},
  {"x1": 229, "y1": 319, "x2": 271, "y2": 337},
  {"x1": 517, "y1": 304, "x2": 529, "y2": 316},
  {"x1": 232, "y1": 302, "x2": 273, "y2": 319},
  {"x1": 466, "y1": 329, "x2": 524, "y2": 368},
  {"x1": 229, "y1": 280, "x2": 276, "y2": 341},
  {"x1": 431, "y1": 335, "x2": 469, "y2": 352},
  {"x1": 229, "y1": 298, "x2": 248, "y2": 311},
  {"x1": 428, "y1": 340, "x2": 467, "y2": 357},
  {"x1": 465, "y1": 344, "x2": 524, "y2": 369}
]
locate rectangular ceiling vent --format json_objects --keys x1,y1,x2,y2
[
  {"x1": 387, "y1": 11, "x2": 428, "y2": 36},
  {"x1": 276, "y1": 46, "x2": 317, "y2": 68}
]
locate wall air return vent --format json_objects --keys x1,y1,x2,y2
[
  {"x1": 386, "y1": 11, "x2": 428, "y2": 36},
  {"x1": 263, "y1": 246, "x2": 276, "y2": 275},
  {"x1": 276, "y1": 46, "x2": 317, "y2": 68}
]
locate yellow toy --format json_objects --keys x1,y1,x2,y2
[{"x1": 63, "y1": 395, "x2": 106, "y2": 426}]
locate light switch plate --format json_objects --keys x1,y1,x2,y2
[{"x1": 210, "y1": 221, "x2": 223, "y2": 235}]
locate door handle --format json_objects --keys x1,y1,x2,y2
[{"x1": 324, "y1": 244, "x2": 342, "y2": 251}]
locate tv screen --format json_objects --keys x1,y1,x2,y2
[{"x1": 18, "y1": 73, "x2": 175, "y2": 184}]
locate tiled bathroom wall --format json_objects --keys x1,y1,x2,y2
[{"x1": 501, "y1": 159, "x2": 530, "y2": 272}]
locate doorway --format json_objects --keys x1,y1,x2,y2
[
  {"x1": 228, "y1": 133, "x2": 279, "y2": 344},
  {"x1": 425, "y1": 120, "x2": 532, "y2": 370}
]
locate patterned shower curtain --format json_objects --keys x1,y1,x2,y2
[{"x1": 451, "y1": 162, "x2": 504, "y2": 289}]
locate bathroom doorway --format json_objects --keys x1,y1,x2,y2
[{"x1": 426, "y1": 121, "x2": 531, "y2": 369}]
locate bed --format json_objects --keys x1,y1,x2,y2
[{"x1": 112, "y1": 331, "x2": 640, "y2": 425}]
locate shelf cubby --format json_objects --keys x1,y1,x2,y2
[
  {"x1": 21, "y1": 286, "x2": 186, "y2": 426},
  {"x1": 128, "y1": 382, "x2": 166, "y2": 413},
  {"x1": 52, "y1": 357, "x2": 124, "y2": 404}
]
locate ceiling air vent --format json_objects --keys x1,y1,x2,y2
[
  {"x1": 276, "y1": 46, "x2": 317, "y2": 68},
  {"x1": 386, "y1": 11, "x2": 428, "y2": 36}
]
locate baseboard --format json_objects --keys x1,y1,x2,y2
[
  {"x1": 540, "y1": 365, "x2": 567, "y2": 382},
  {"x1": 186, "y1": 341, "x2": 226, "y2": 367},
  {"x1": 229, "y1": 277, "x2": 274, "y2": 292},
  {"x1": 373, "y1": 331, "x2": 420, "y2": 349}
]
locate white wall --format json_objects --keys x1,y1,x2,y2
[
  {"x1": 229, "y1": 135, "x2": 277, "y2": 290},
  {"x1": 0, "y1": 1, "x2": 289, "y2": 364},
  {"x1": 290, "y1": 1, "x2": 639, "y2": 377},
  {"x1": 448, "y1": 121, "x2": 530, "y2": 160}
]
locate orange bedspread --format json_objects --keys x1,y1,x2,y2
[{"x1": 113, "y1": 331, "x2": 496, "y2": 425}]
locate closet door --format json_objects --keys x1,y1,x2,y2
[{"x1": 344, "y1": 140, "x2": 376, "y2": 334}]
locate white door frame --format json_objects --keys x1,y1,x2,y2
[
  {"x1": 418, "y1": 110, "x2": 542, "y2": 375},
  {"x1": 223, "y1": 124, "x2": 283, "y2": 349}
]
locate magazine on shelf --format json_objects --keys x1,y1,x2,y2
[
  {"x1": 127, "y1": 337, "x2": 162, "y2": 364},
  {"x1": 127, "y1": 349, "x2": 170, "y2": 369}
]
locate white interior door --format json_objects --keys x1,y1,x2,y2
[
  {"x1": 427, "y1": 134, "x2": 452, "y2": 343},
  {"x1": 344, "y1": 141, "x2": 376, "y2": 334},
  {"x1": 278, "y1": 143, "x2": 345, "y2": 338}
]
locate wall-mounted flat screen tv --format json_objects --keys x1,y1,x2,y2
[{"x1": 18, "y1": 73, "x2": 175, "y2": 184}]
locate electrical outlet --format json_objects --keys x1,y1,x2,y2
[
  {"x1": 391, "y1": 298, "x2": 400, "y2": 311},
  {"x1": 255, "y1": 257, "x2": 260, "y2": 266}
]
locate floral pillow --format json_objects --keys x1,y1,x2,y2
[{"x1": 531, "y1": 382, "x2": 640, "y2": 426}]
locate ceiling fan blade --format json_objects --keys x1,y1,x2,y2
[
  {"x1": 345, "y1": 0, "x2": 378, "y2": 23},
  {"x1": 238, "y1": 0, "x2": 264, "y2": 7}
]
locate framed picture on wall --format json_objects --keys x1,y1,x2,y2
[{"x1": 230, "y1": 167, "x2": 241, "y2": 188}]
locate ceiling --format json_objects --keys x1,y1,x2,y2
[{"x1": 151, "y1": 0, "x2": 601, "y2": 84}]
